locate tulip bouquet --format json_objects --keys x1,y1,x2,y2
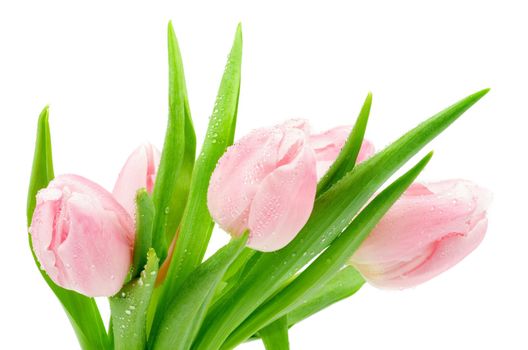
[{"x1": 26, "y1": 23, "x2": 490, "y2": 350}]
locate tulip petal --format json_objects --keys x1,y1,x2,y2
[
  {"x1": 362, "y1": 218, "x2": 488, "y2": 289},
  {"x1": 352, "y1": 180, "x2": 490, "y2": 265},
  {"x1": 247, "y1": 143, "x2": 317, "y2": 251},
  {"x1": 350, "y1": 179, "x2": 491, "y2": 289},
  {"x1": 207, "y1": 128, "x2": 284, "y2": 235},
  {"x1": 60, "y1": 192, "x2": 132, "y2": 296},
  {"x1": 30, "y1": 188, "x2": 62, "y2": 282},
  {"x1": 56, "y1": 174, "x2": 135, "y2": 241},
  {"x1": 113, "y1": 144, "x2": 161, "y2": 218},
  {"x1": 280, "y1": 119, "x2": 310, "y2": 135},
  {"x1": 356, "y1": 140, "x2": 375, "y2": 163},
  {"x1": 310, "y1": 126, "x2": 374, "y2": 179}
]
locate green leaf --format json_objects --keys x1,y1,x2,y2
[
  {"x1": 258, "y1": 316, "x2": 290, "y2": 350},
  {"x1": 27, "y1": 106, "x2": 109, "y2": 350},
  {"x1": 222, "y1": 248, "x2": 255, "y2": 283},
  {"x1": 151, "y1": 21, "x2": 196, "y2": 261},
  {"x1": 222, "y1": 153, "x2": 432, "y2": 348},
  {"x1": 110, "y1": 249, "x2": 159, "y2": 350},
  {"x1": 150, "y1": 234, "x2": 247, "y2": 350},
  {"x1": 27, "y1": 105, "x2": 54, "y2": 224},
  {"x1": 194, "y1": 89, "x2": 489, "y2": 350},
  {"x1": 131, "y1": 189, "x2": 155, "y2": 277},
  {"x1": 317, "y1": 92, "x2": 371, "y2": 195},
  {"x1": 249, "y1": 267, "x2": 364, "y2": 342},
  {"x1": 151, "y1": 23, "x2": 243, "y2": 337},
  {"x1": 164, "y1": 98, "x2": 196, "y2": 247},
  {"x1": 286, "y1": 266, "x2": 364, "y2": 327}
]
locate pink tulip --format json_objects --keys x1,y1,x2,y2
[
  {"x1": 113, "y1": 143, "x2": 161, "y2": 218},
  {"x1": 207, "y1": 120, "x2": 317, "y2": 252},
  {"x1": 309, "y1": 125, "x2": 375, "y2": 179},
  {"x1": 30, "y1": 175, "x2": 135, "y2": 297},
  {"x1": 349, "y1": 180, "x2": 491, "y2": 289}
]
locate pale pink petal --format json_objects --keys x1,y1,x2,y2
[
  {"x1": 112, "y1": 143, "x2": 161, "y2": 218},
  {"x1": 29, "y1": 189, "x2": 62, "y2": 282},
  {"x1": 309, "y1": 125, "x2": 374, "y2": 179},
  {"x1": 207, "y1": 128, "x2": 284, "y2": 235},
  {"x1": 247, "y1": 142, "x2": 317, "y2": 251},
  {"x1": 58, "y1": 192, "x2": 132, "y2": 296},
  {"x1": 309, "y1": 125, "x2": 351, "y2": 153},
  {"x1": 280, "y1": 119, "x2": 310, "y2": 135},
  {"x1": 56, "y1": 174, "x2": 134, "y2": 243},
  {"x1": 349, "y1": 179, "x2": 491, "y2": 289},
  {"x1": 362, "y1": 218, "x2": 488, "y2": 289},
  {"x1": 356, "y1": 140, "x2": 375, "y2": 163},
  {"x1": 352, "y1": 180, "x2": 488, "y2": 265}
]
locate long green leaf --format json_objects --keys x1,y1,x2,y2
[
  {"x1": 317, "y1": 92, "x2": 372, "y2": 194},
  {"x1": 222, "y1": 153, "x2": 432, "y2": 348},
  {"x1": 27, "y1": 106, "x2": 109, "y2": 349},
  {"x1": 110, "y1": 249, "x2": 159, "y2": 350},
  {"x1": 193, "y1": 89, "x2": 488, "y2": 350},
  {"x1": 164, "y1": 97, "x2": 196, "y2": 247},
  {"x1": 150, "y1": 234, "x2": 247, "y2": 350},
  {"x1": 151, "y1": 24, "x2": 243, "y2": 337},
  {"x1": 27, "y1": 106, "x2": 54, "y2": 223},
  {"x1": 286, "y1": 266, "x2": 364, "y2": 327},
  {"x1": 258, "y1": 316, "x2": 290, "y2": 350},
  {"x1": 151, "y1": 21, "x2": 196, "y2": 261},
  {"x1": 248, "y1": 267, "x2": 364, "y2": 343}
]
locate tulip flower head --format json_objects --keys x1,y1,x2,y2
[
  {"x1": 112, "y1": 143, "x2": 161, "y2": 218},
  {"x1": 207, "y1": 120, "x2": 318, "y2": 252},
  {"x1": 349, "y1": 180, "x2": 491, "y2": 289},
  {"x1": 30, "y1": 175, "x2": 135, "y2": 297}
]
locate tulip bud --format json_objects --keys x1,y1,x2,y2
[
  {"x1": 207, "y1": 120, "x2": 317, "y2": 252},
  {"x1": 349, "y1": 180, "x2": 491, "y2": 289},
  {"x1": 309, "y1": 125, "x2": 374, "y2": 179},
  {"x1": 30, "y1": 175, "x2": 135, "y2": 297},
  {"x1": 112, "y1": 143, "x2": 161, "y2": 218}
]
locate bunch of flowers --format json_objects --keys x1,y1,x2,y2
[{"x1": 26, "y1": 23, "x2": 490, "y2": 350}]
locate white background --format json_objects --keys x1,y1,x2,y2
[{"x1": 1, "y1": 0, "x2": 527, "y2": 349}]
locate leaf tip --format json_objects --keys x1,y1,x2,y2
[
  {"x1": 418, "y1": 150, "x2": 434, "y2": 170},
  {"x1": 147, "y1": 248, "x2": 159, "y2": 263},
  {"x1": 167, "y1": 20, "x2": 178, "y2": 46},
  {"x1": 234, "y1": 22, "x2": 243, "y2": 46},
  {"x1": 470, "y1": 88, "x2": 491, "y2": 102},
  {"x1": 364, "y1": 92, "x2": 373, "y2": 108},
  {"x1": 39, "y1": 105, "x2": 50, "y2": 121},
  {"x1": 136, "y1": 187, "x2": 149, "y2": 199}
]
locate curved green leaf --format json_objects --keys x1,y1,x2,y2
[
  {"x1": 317, "y1": 92, "x2": 371, "y2": 195},
  {"x1": 151, "y1": 21, "x2": 196, "y2": 261},
  {"x1": 286, "y1": 266, "x2": 364, "y2": 327},
  {"x1": 248, "y1": 267, "x2": 364, "y2": 343}
]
